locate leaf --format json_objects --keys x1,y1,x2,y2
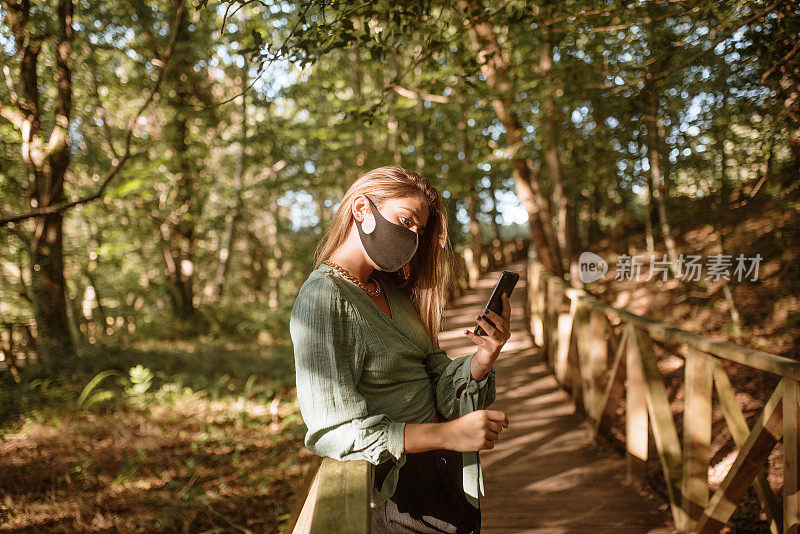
[
  {"x1": 76, "y1": 370, "x2": 119, "y2": 410},
  {"x1": 107, "y1": 177, "x2": 144, "y2": 199}
]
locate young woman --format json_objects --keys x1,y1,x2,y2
[{"x1": 290, "y1": 166, "x2": 511, "y2": 533}]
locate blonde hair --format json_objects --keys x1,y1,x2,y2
[{"x1": 313, "y1": 166, "x2": 453, "y2": 348}]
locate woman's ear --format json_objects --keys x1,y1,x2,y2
[{"x1": 353, "y1": 195, "x2": 375, "y2": 233}]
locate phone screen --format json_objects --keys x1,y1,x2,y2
[{"x1": 474, "y1": 270, "x2": 519, "y2": 336}]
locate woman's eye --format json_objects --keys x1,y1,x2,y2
[{"x1": 400, "y1": 217, "x2": 410, "y2": 227}]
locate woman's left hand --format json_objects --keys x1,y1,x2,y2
[{"x1": 463, "y1": 292, "x2": 511, "y2": 370}]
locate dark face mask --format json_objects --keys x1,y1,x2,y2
[{"x1": 355, "y1": 194, "x2": 420, "y2": 272}]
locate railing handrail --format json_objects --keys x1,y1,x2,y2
[
  {"x1": 288, "y1": 457, "x2": 370, "y2": 534},
  {"x1": 531, "y1": 253, "x2": 800, "y2": 380}
]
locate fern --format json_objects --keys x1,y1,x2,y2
[{"x1": 76, "y1": 370, "x2": 119, "y2": 410}]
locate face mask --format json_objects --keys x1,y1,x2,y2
[{"x1": 355, "y1": 194, "x2": 420, "y2": 272}]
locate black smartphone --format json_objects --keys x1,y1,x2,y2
[{"x1": 474, "y1": 270, "x2": 519, "y2": 336}]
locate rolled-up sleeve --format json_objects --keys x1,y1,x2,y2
[
  {"x1": 424, "y1": 348, "x2": 496, "y2": 421},
  {"x1": 290, "y1": 277, "x2": 406, "y2": 466}
]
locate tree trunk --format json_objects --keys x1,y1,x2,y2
[
  {"x1": 643, "y1": 11, "x2": 679, "y2": 274},
  {"x1": 489, "y1": 179, "x2": 502, "y2": 241},
  {"x1": 386, "y1": 52, "x2": 402, "y2": 165},
  {"x1": 587, "y1": 183, "x2": 600, "y2": 245},
  {"x1": 457, "y1": 87, "x2": 483, "y2": 252},
  {"x1": 540, "y1": 23, "x2": 581, "y2": 286},
  {"x1": 645, "y1": 84, "x2": 680, "y2": 274},
  {"x1": 350, "y1": 44, "x2": 366, "y2": 173},
  {"x1": 212, "y1": 64, "x2": 248, "y2": 301},
  {"x1": 459, "y1": 0, "x2": 563, "y2": 276},
  {"x1": 160, "y1": 0, "x2": 199, "y2": 318},
  {"x1": 714, "y1": 117, "x2": 742, "y2": 340},
  {"x1": 263, "y1": 201, "x2": 282, "y2": 309},
  {"x1": 3, "y1": 0, "x2": 76, "y2": 363}
]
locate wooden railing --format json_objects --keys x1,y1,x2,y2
[
  {"x1": 449, "y1": 236, "x2": 530, "y2": 302},
  {"x1": 527, "y1": 250, "x2": 800, "y2": 533},
  {"x1": 287, "y1": 457, "x2": 370, "y2": 534},
  {"x1": 286, "y1": 236, "x2": 528, "y2": 533}
]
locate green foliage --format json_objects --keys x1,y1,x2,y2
[
  {"x1": 75, "y1": 370, "x2": 120, "y2": 410},
  {"x1": 124, "y1": 365, "x2": 154, "y2": 407},
  {"x1": 0, "y1": 336, "x2": 295, "y2": 429}
]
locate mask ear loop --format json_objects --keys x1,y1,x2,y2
[{"x1": 356, "y1": 194, "x2": 375, "y2": 234}]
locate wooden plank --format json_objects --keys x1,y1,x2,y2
[
  {"x1": 302, "y1": 458, "x2": 370, "y2": 534},
  {"x1": 605, "y1": 316, "x2": 620, "y2": 363},
  {"x1": 536, "y1": 269, "x2": 547, "y2": 349},
  {"x1": 630, "y1": 325, "x2": 685, "y2": 528},
  {"x1": 566, "y1": 302, "x2": 585, "y2": 415},
  {"x1": 586, "y1": 310, "x2": 609, "y2": 420},
  {"x1": 595, "y1": 326, "x2": 629, "y2": 437},
  {"x1": 626, "y1": 324, "x2": 649, "y2": 477},
  {"x1": 786, "y1": 378, "x2": 799, "y2": 534},
  {"x1": 286, "y1": 455, "x2": 324, "y2": 533},
  {"x1": 697, "y1": 380, "x2": 785, "y2": 533},
  {"x1": 554, "y1": 296, "x2": 575, "y2": 386},
  {"x1": 530, "y1": 263, "x2": 545, "y2": 347},
  {"x1": 545, "y1": 277, "x2": 560, "y2": 370},
  {"x1": 713, "y1": 362, "x2": 782, "y2": 533},
  {"x1": 292, "y1": 459, "x2": 324, "y2": 534},
  {"x1": 682, "y1": 347, "x2": 713, "y2": 527},
  {"x1": 574, "y1": 305, "x2": 592, "y2": 418}
]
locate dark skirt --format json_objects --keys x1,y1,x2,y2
[{"x1": 370, "y1": 449, "x2": 481, "y2": 534}]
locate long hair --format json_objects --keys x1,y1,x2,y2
[{"x1": 313, "y1": 166, "x2": 453, "y2": 348}]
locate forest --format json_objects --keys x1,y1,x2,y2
[{"x1": 1, "y1": 0, "x2": 799, "y2": 531}]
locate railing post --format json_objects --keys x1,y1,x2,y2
[
  {"x1": 552, "y1": 290, "x2": 576, "y2": 388},
  {"x1": 625, "y1": 323, "x2": 649, "y2": 483},
  {"x1": 682, "y1": 347, "x2": 713, "y2": 529},
  {"x1": 546, "y1": 277, "x2": 563, "y2": 374},
  {"x1": 462, "y1": 247, "x2": 480, "y2": 289},
  {"x1": 785, "y1": 377, "x2": 799, "y2": 534},
  {"x1": 527, "y1": 259, "x2": 540, "y2": 345},
  {"x1": 575, "y1": 306, "x2": 609, "y2": 425},
  {"x1": 530, "y1": 263, "x2": 546, "y2": 347}
]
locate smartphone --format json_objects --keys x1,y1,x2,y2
[{"x1": 474, "y1": 270, "x2": 519, "y2": 336}]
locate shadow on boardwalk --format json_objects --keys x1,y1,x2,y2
[{"x1": 439, "y1": 260, "x2": 674, "y2": 533}]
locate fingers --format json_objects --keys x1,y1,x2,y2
[
  {"x1": 462, "y1": 329, "x2": 489, "y2": 348},
  {"x1": 501, "y1": 292, "x2": 511, "y2": 321},
  {"x1": 485, "y1": 410, "x2": 510, "y2": 427},
  {"x1": 486, "y1": 420, "x2": 503, "y2": 434},
  {"x1": 475, "y1": 314, "x2": 498, "y2": 337},
  {"x1": 482, "y1": 308, "x2": 509, "y2": 337}
]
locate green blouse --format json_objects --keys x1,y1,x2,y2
[{"x1": 289, "y1": 262, "x2": 496, "y2": 509}]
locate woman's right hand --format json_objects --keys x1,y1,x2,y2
[{"x1": 440, "y1": 410, "x2": 509, "y2": 452}]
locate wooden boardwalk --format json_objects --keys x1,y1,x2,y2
[{"x1": 439, "y1": 260, "x2": 673, "y2": 533}]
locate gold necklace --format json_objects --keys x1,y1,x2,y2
[{"x1": 323, "y1": 259, "x2": 382, "y2": 297}]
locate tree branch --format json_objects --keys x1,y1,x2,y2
[
  {"x1": 649, "y1": 0, "x2": 785, "y2": 83},
  {"x1": 2, "y1": 65, "x2": 22, "y2": 110},
  {"x1": 0, "y1": 0, "x2": 186, "y2": 227},
  {"x1": 389, "y1": 84, "x2": 451, "y2": 103},
  {"x1": 761, "y1": 38, "x2": 800, "y2": 84},
  {"x1": 589, "y1": 0, "x2": 785, "y2": 94},
  {"x1": 0, "y1": 105, "x2": 26, "y2": 129}
]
